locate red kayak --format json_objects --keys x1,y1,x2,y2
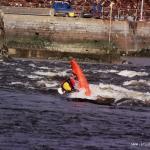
[{"x1": 70, "y1": 59, "x2": 91, "y2": 96}]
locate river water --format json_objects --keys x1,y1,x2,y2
[{"x1": 0, "y1": 58, "x2": 150, "y2": 150}]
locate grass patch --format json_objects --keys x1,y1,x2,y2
[
  {"x1": 57, "y1": 39, "x2": 118, "y2": 52},
  {"x1": 6, "y1": 36, "x2": 118, "y2": 52},
  {"x1": 6, "y1": 35, "x2": 51, "y2": 48}
]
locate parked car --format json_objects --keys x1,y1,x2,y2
[{"x1": 52, "y1": 1, "x2": 75, "y2": 17}]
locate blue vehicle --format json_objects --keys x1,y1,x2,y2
[{"x1": 52, "y1": 1, "x2": 75, "y2": 17}]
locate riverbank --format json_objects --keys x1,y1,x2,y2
[
  {"x1": 3, "y1": 13, "x2": 150, "y2": 52},
  {"x1": 6, "y1": 34, "x2": 150, "y2": 63},
  {"x1": 0, "y1": 8, "x2": 150, "y2": 62},
  {"x1": 6, "y1": 35, "x2": 120, "y2": 62}
]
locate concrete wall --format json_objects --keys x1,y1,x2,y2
[{"x1": 3, "y1": 14, "x2": 150, "y2": 52}]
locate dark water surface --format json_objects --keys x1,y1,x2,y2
[
  {"x1": 0, "y1": 89, "x2": 150, "y2": 150},
  {"x1": 0, "y1": 58, "x2": 150, "y2": 149}
]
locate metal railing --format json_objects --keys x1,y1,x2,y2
[{"x1": 0, "y1": 6, "x2": 150, "y2": 21}]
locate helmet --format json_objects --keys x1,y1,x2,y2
[{"x1": 62, "y1": 82, "x2": 72, "y2": 92}]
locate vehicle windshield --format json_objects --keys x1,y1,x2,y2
[
  {"x1": 53, "y1": 2, "x2": 63, "y2": 8},
  {"x1": 63, "y1": 3, "x2": 71, "y2": 9}
]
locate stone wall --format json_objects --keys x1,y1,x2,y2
[{"x1": 3, "y1": 14, "x2": 150, "y2": 52}]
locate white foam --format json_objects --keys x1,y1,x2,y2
[
  {"x1": 36, "y1": 80, "x2": 58, "y2": 88},
  {"x1": 27, "y1": 75, "x2": 43, "y2": 79},
  {"x1": 70, "y1": 83, "x2": 150, "y2": 102},
  {"x1": 93, "y1": 69, "x2": 118, "y2": 74},
  {"x1": 70, "y1": 88, "x2": 96, "y2": 100},
  {"x1": 59, "y1": 70, "x2": 68, "y2": 77},
  {"x1": 10, "y1": 81, "x2": 24, "y2": 85},
  {"x1": 45, "y1": 82, "x2": 58, "y2": 88},
  {"x1": 34, "y1": 71, "x2": 57, "y2": 77},
  {"x1": 109, "y1": 70, "x2": 118, "y2": 73},
  {"x1": 38, "y1": 66, "x2": 50, "y2": 70},
  {"x1": 33, "y1": 70, "x2": 68, "y2": 77},
  {"x1": 100, "y1": 69, "x2": 118, "y2": 73},
  {"x1": 2, "y1": 62, "x2": 16, "y2": 66},
  {"x1": 118, "y1": 70, "x2": 148, "y2": 78},
  {"x1": 10, "y1": 81, "x2": 34, "y2": 89},
  {"x1": 2, "y1": 62, "x2": 10, "y2": 65},
  {"x1": 98, "y1": 83, "x2": 150, "y2": 101},
  {"x1": 29, "y1": 63, "x2": 36, "y2": 68},
  {"x1": 16, "y1": 68, "x2": 24, "y2": 72},
  {"x1": 123, "y1": 79, "x2": 150, "y2": 86}
]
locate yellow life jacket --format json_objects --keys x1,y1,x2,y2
[{"x1": 62, "y1": 81, "x2": 72, "y2": 92}]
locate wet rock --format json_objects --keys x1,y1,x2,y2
[
  {"x1": 114, "y1": 98, "x2": 147, "y2": 106},
  {"x1": 96, "y1": 96, "x2": 115, "y2": 105},
  {"x1": 122, "y1": 60, "x2": 132, "y2": 65},
  {"x1": 70, "y1": 96, "x2": 115, "y2": 106}
]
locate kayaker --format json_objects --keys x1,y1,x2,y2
[{"x1": 58, "y1": 76, "x2": 78, "y2": 94}]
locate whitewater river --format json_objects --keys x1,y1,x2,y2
[{"x1": 0, "y1": 58, "x2": 150, "y2": 150}]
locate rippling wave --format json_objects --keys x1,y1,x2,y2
[
  {"x1": 0, "y1": 58, "x2": 150, "y2": 149},
  {"x1": 0, "y1": 59, "x2": 150, "y2": 106}
]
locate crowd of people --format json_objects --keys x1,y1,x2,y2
[{"x1": 0, "y1": 0, "x2": 150, "y2": 20}]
